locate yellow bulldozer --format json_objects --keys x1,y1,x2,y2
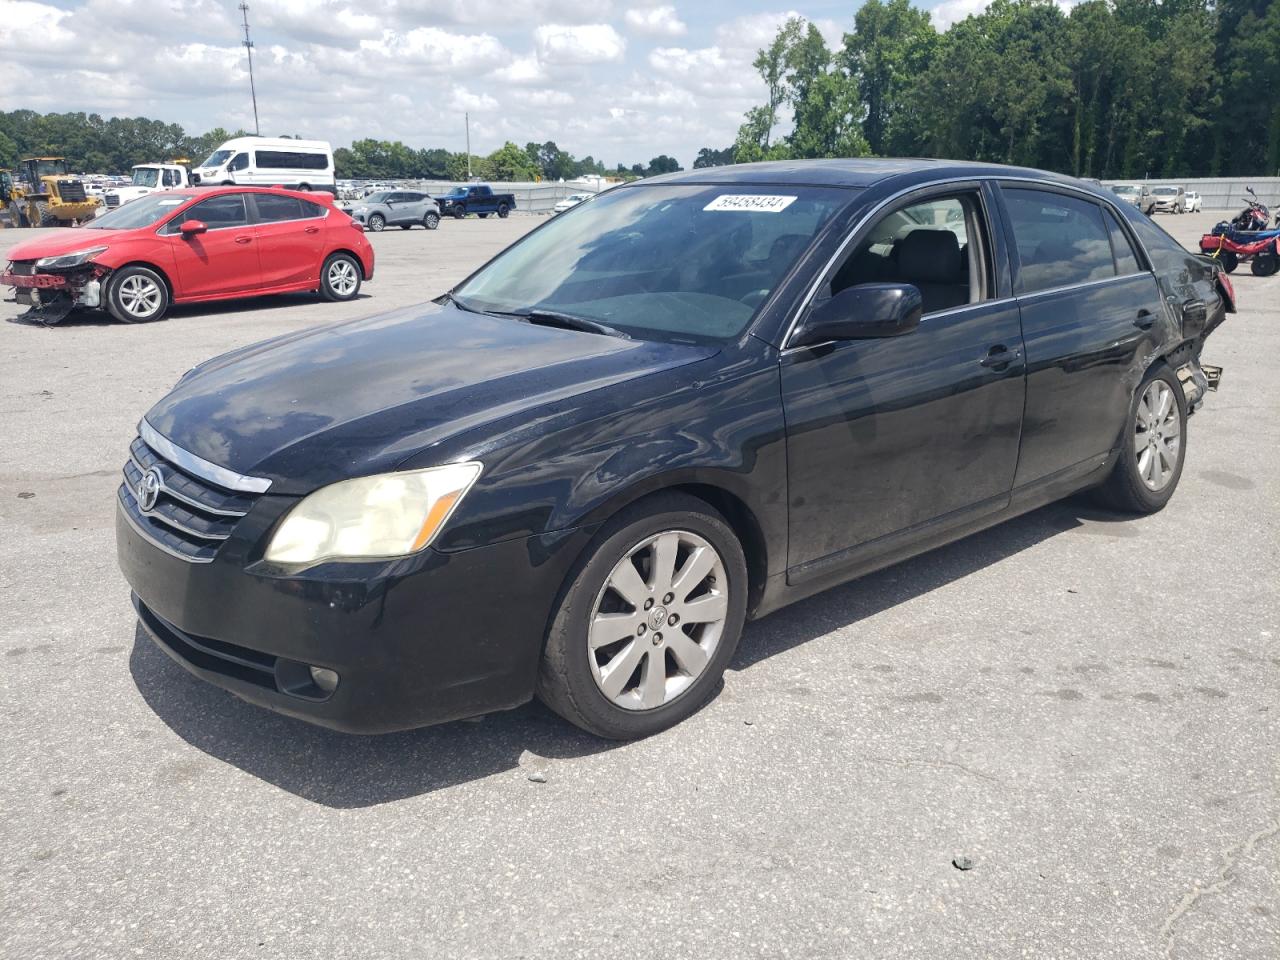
[{"x1": 5, "y1": 157, "x2": 101, "y2": 227}]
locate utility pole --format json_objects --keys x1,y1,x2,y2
[
  {"x1": 239, "y1": 3, "x2": 261, "y2": 136},
  {"x1": 465, "y1": 112, "x2": 472, "y2": 179}
]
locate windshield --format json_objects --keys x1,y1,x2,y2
[
  {"x1": 85, "y1": 192, "x2": 191, "y2": 229},
  {"x1": 1151, "y1": 187, "x2": 1177, "y2": 195},
  {"x1": 455, "y1": 183, "x2": 852, "y2": 343},
  {"x1": 199, "y1": 149, "x2": 232, "y2": 169},
  {"x1": 131, "y1": 168, "x2": 160, "y2": 187},
  {"x1": 1112, "y1": 185, "x2": 1138, "y2": 195}
]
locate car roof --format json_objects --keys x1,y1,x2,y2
[{"x1": 641, "y1": 157, "x2": 1100, "y2": 191}]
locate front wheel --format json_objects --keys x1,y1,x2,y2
[
  {"x1": 1093, "y1": 364, "x2": 1187, "y2": 514},
  {"x1": 452, "y1": 205, "x2": 466, "y2": 219},
  {"x1": 497, "y1": 203, "x2": 510, "y2": 219},
  {"x1": 423, "y1": 212, "x2": 440, "y2": 230},
  {"x1": 1220, "y1": 251, "x2": 1238, "y2": 273},
  {"x1": 320, "y1": 252, "x2": 362, "y2": 302},
  {"x1": 536, "y1": 492, "x2": 748, "y2": 740},
  {"x1": 366, "y1": 213, "x2": 385, "y2": 232},
  {"x1": 106, "y1": 265, "x2": 169, "y2": 323}
]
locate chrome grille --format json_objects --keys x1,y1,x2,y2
[
  {"x1": 119, "y1": 435, "x2": 259, "y2": 563},
  {"x1": 105, "y1": 194, "x2": 121, "y2": 208}
]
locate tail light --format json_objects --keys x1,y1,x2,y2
[{"x1": 1216, "y1": 270, "x2": 1236, "y2": 314}]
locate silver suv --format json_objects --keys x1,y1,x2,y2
[{"x1": 350, "y1": 191, "x2": 441, "y2": 232}]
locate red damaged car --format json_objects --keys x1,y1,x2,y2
[{"x1": 2, "y1": 186, "x2": 375, "y2": 324}]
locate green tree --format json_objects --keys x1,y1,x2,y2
[{"x1": 843, "y1": 0, "x2": 937, "y2": 155}]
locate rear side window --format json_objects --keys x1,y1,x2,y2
[
  {"x1": 1117, "y1": 202, "x2": 1194, "y2": 273},
  {"x1": 179, "y1": 194, "x2": 249, "y2": 229},
  {"x1": 253, "y1": 194, "x2": 307, "y2": 222},
  {"x1": 1002, "y1": 188, "x2": 1115, "y2": 294},
  {"x1": 1103, "y1": 208, "x2": 1142, "y2": 275},
  {"x1": 254, "y1": 150, "x2": 329, "y2": 170}
]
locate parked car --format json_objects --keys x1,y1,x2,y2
[
  {"x1": 191, "y1": 137, "x2": 335, "y2": 195},
  {"x1": 1185, "y1": 190, "x2": 1203, "y2": 213},
  {"x1": 104, "y1": 163, "x2": 191, "y2": 209},
  {"x1": 553, "y1": 193, "x2": 593, "y2": 214},
  {"x1": 2, "y1": 186, "x2": 373, "y2": 325},
  {"x1": 1111, "y1": 182, "x2": 1156, "y2": 214},
  {"x1": 1149, "y1": 185, "x2": 1186, "y2": 214},
  {"x1": 117, "y1": 159, "x2": 1232, "y2": 739},
  {"x1": 349, "y1": 191, "x2": 441, "y2": 231},
  {"x1": 433, "y1": 184, "x2": 516, "y2": 219}
]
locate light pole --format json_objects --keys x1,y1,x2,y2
[
  {"x1": 239, "y1": 3, "x2": 261, "y2": 136},
  {"x1": 465, "y1": 111, "x2": 472, "y2": 179}
]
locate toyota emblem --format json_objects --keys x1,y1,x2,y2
[{"x1": 138, "y1": 468, "x2": 162, "y2": 512}]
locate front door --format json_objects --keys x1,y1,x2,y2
[
  {"x1": 162, "y1": 193, "x2": 261, "y2": 299},
  {"x1": 781, "y1": 186, "x2": 1026, "y2": 575}
]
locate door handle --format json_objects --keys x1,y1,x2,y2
[
  {"x1": 1134, "y1": 309, "x2": 1156, "y2": 329},
  {"x1": 980, "y1": 344, "x2": 1021, "y2": 368},
  {"x1": 304, "y1": 226, "x2": 320, "y2": 234},
  {"x1": 234, "y1": 236, "x2": 253, "y2": 245}
]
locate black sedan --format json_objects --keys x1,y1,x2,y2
[{"x1": 117, "y1": 159, "x2": 1235, "y2": 739}]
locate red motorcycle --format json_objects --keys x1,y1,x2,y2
[{"x1": 1232, "y1": 186, "x2": 1272, "y2": 231}]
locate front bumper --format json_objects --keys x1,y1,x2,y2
[{"x1": 118, "y1": 498, "x2": 590, "y2": 733}]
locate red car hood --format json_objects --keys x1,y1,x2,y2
[{"x1": 4, "y1": 228, "x2": 136, "y2": 264}]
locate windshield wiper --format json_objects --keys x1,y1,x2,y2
[
  {"x1": 439, "y1": 291, "x2": 484, "y2": 314},
  {"x1": 516, "y1": 309, "x2": 631, "y2": 339}
]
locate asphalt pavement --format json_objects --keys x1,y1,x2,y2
[{"x1": 0, "y1": 211, "x2": 1275, "y2": 959}]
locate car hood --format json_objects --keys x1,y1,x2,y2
[
  {"x1": 5, "y1": 228, "x2": 136, "y2": 263},
  {"x1": 144, "y1": 302, "x2": 718, "y2": 494}
]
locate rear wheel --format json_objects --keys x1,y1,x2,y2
[
  {"x1": 1093, "y1": 364, "x2": 1187, "y2": 514},
  {"x1": 536, "y1": 492, "x2": 748, "y2": 739},
  {"x1": 320, "y1": 252, "x2": 361, "y2": 301},
  {"x1": 1251, "y1": 253, "x2": 1278, "y2": 277},
  {"x1": 298, "y1": 183, "x2": 312, "y2": 192},
  {"x1": 497, "y1": 203, "x2": 510, "y2": 219},
  {"x1": 423, "y1": 211, "x2": 440, "y2": 230},
  {"x1": 106, "y1": 265, "x2": 169, "y2": 323}
]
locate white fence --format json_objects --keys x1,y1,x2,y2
[{"x1": 1102, "y1": 177, "x2": 1280, "y2": 211}]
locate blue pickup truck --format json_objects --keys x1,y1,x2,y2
[{"x1": 432, "y1": 184, "x2": 517, "y2": 219}]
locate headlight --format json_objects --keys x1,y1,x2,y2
[
  {"x1": 35, "y1": 246, "x2": 108, "y2": 269},
  {"x1": 264, "y1": 462, "x2": 482, "y2": 564}
]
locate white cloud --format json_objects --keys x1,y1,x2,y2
[
  {"x1": 624, "y1": 5, "x2": 687, "y2": 39},
  {"x1": 534, "y1": 23, "x2": 626, "y2": 65}
]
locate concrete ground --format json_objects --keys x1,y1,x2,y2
[{"x1": 0, "y1": 211, "x2": 1275, "y2": 960}]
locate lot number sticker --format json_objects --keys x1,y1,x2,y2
[{"x1": 704, "y1": 194, "x2": 797, "y2": 213}]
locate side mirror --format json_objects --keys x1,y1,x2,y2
[
  {"x1": 790, "y1": 283, "x2": 923, "y2": 348},
  {"x1": 179, "y1": 219, "x2": 208, "y2": 236}
]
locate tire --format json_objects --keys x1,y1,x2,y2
[
  {"x1": 497, "y1": 203, "x2": 510, "y2": 219},
  {"x1": 34, "y1": 200, "x2": 59, "y2": 227},
  {"x1": 478, "y1": 212, "x2": 489, "y2": 219},
  {"x1": 1250, "y1": 253, "x2": 1278, "y2": 277},
  {"x1": 1093, "y1": 363, "x2": 1187, "y2": 514},
  {"x1": 320, "y1": 252, "x2": 361, "y2": 302},
  {"x1": 452, "y1": 205, "x2": 466, "y2": 219},
  {"x1": 536, "y1": 492, "x2": 748, "y2": 740},
  {"x1": 105, "y1": 265, "x2": 169, "y2": 323},
  {"x1": 1220, "y1": 252, "x2": 1238, "y2": 273},
  {"x1": 423, "y1": 212, "x2": 440, "y2": 230},
  {"x1": 366, "y1": 213, "x2": 385, "y2": 232},
  {"x1": 8, "y1": 200, "x2": 29, "y2": 227},
  {"x1": 400, "y1": 224, "x2": 412, "y2": 230},
  {"x1": 298, "y1": 183, "x2": 311, "y2": 192}
]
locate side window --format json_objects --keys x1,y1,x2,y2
[
  {"x1": 253, "y1": 193, "x2": 305, "y2": 223},
  {"x1": 1002, "y1": 188, "x2": 1115, "y2": 294},
  {"x1": 1118, "y1": 202, "x2": 1193, "y2": 273},
  {"x1": 228, "y1": 153, "x2": 249, "y2": 172},
  {"x1": 830, "y1": 193, "x2": 988, "y2": 316},
  {"x1": 179, "y1": 194, "x2": 249, "y2": 230},
  {"x1": 298, "y1": 199, "x2": 325, "y2": 219},
  {"x1": 1103, "y1": 208, "x2": 1142, "y2": 275},
  {"x1": 163, "y1": 169, "x2": 180, "y2": 187}
]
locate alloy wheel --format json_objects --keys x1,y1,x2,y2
[
  {"x1": 588, "y1": 530, "x2": 729, "y2": 711},
  {"x1": 119, "y1": 274, "x2": 162, "y2": 318},
  {"x1": 328, "y1": 259, "x2": 359, "y2": 297},
  {"x1": 1135, "y1": 379, "x2": 1181, "y2": 491}
]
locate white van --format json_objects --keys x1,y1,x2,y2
[{"x1": 191, "y1": 137, "x2": 335, "y2": 194}]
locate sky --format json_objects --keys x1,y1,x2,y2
[{"x1": 1, "y1": 0, "x2": 1007, "y2": 170}]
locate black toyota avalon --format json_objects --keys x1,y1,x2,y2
[{"x1": 117, "y1": 159, "x2": 1234, "y2": 739}]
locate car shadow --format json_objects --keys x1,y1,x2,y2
[
  {"x1": 129, "y1": 494, "x2": 1118, "y2": 808},
  {"x1": 4, "y1": 292, "x2": 375, "y2": 328}
]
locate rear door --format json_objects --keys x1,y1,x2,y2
[
  {"x1": 997, "y1": 184, "x2": 1164, "y2": 488},
  {"x1": 248, "y1": 193, "x2": 327, "y2": 287},
  {"x1": 780, "y1": 182, "x2": 1027, "y2": 574},
  {"x1": 161, "y1": 193, "x2": 261, "y2": 298}
]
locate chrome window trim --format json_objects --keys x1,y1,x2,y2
[
  {"x1": 1015, "y1": 271, "x2": 1154, "y2": 303},
  {"x1": 140, "y1": 419, "x2": 272, "y2": 493},
  {"x1": 780, "y1": 174, "x2": 1153, "y2": 351}
]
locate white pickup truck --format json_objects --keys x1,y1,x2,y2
[{"x1": 103, "y1": 163, "x2": 190, "y2": 209}]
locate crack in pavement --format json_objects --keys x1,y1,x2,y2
[
  {"x1": 865, "y1": 756, "x2": 1001, "y2": 783},
  {"x1": 1158, "y1": 808, "x2": 1280, "y2": 958}
]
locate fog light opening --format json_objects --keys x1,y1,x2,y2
[{"x1": 309, "y1": 666, "x2": 340, "y2": 694}]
